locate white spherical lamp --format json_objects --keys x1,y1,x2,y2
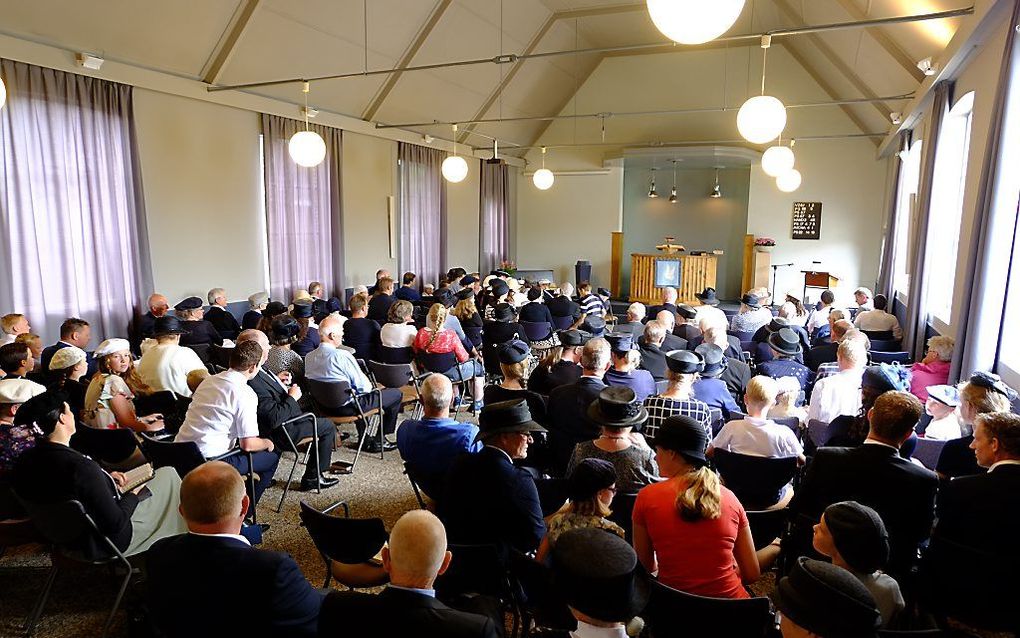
[
  {"x1": 761, "y1": 145, "x2": 795, "y2": 177},
  {"x1": 737, "y1": 95, "x2": 787, "y2": 144},
  {"x1": 288, "y1": 130, "x2": 326, "y2": 167},
  {"x1": 776, "y1": 168, "x2": 802, "y2": 193},
  {"x1": 441, "y1": 155, "x2": 469, "y2": 183},
  {"x1": 646, "y1": 0, "x2": 746, "y2": 45},
  {"x1": 533, "y1": 168, "x2": 554, "y2": 190}
]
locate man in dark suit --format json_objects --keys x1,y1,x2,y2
[
  {"x1": 440, "y1": 399, "x2": 547, "y2": 555},
  {"x1": 546, "y1": 283, "x2": 581, "y2": 327},
  {"x1": 237, "y1": 330, "x2": 339, "y2": 491},
  {"x1": 146, "y1": 461, "x2": 323, "y2": 637},
  {"x1": 546, "y1": 338, "x2": 610, "y2": 474},
  {"x1": 528, "y1": 330, "x2": 586, "y2": 395},
  {"x1": 651, "y1": 309, "x2": 688, "y2": 352},
  {"x1": 138, "y1": 293, "x2": 170, "y2": 342},
  {"x1": 40, "y1": 317, "x2": 97, "y2": 377},
  {"x1": 395, "y1": 271, "x2": 421, "y2": 302},
  {"x1": 174, "y1": 296, "x2": 224, "y2": 347},
  {"x1": 646, "y1": 286, "x2": 679, "y2": 319},
  {"x1": 612, "y1": 302, "x2": 646, "y2": 336},
  {"x1": 204, "y1": 287, "x2": 241, "y2": 340},
  {"x1": 790, "y1": 391, "x2": 937, "y2": 578},
  {"x1": 367, "y1": 276, "x2": 398, "y2": 323},
  {"x1": 718, "y1": 353, "x2": 752, "y2": 400},
  {"x1": 320, "y1": 510, "x2": 498, "y2": 638},
  {"x1": 637, "y1": 321, "x2": 669, "y2": 381},
  {"x1": 674, "y1": 304, "x2": 702, "y2": 342}
]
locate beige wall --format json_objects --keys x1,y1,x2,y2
[
  {"x1": 340, "y1": 132, "x2": 398, "y2": 289},
  {"x1": 446, "y1": 159, "x2": 481, "y2": 274},
  {"x1": 133, "y1": 89, "x2": 267, "y2": 304}
]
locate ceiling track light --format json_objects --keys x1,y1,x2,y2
[
  {"x1": 288, "y1": 81, "x2": 327, "y2": 167},
  {"x1": 710, "y1": 168, "x2": 722, "y2": 198},
  {"x1": 441, "y1": 123, "x2": 469, "y2": 183},
  {"x1": 648, "y1": 168, "x2": 659, "y2": 198},
  {"x1": 669, "y1": 160, "x2": 678, "y2": 204},
  {"x1": 737, "y1": 35, "x2": 787, "y2": 145},
  {"x1": 917, "y1": 57, "x2": 939, "y2": 76},
  {"x1": 533, "y1": 146, "x2": 554, "y2": 190}
]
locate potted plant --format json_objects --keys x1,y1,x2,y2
[
  {"x1": 754, "y1": 237, "x2": 776, "y2": 253},
  {"x1": 498, "y1": 259, "x2": 518, "y2": 276}
]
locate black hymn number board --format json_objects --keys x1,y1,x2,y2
[{"x1": 791, "y1": 202, "x2": 822, "y2": 240}]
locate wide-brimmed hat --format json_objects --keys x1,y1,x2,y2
[
  {"x1": 665, "y1": 350, "x2": 704, "y2": 374},
  {"x1": 435, "y1": 288, "x2": 456, "y2": 308},
  {"x1": 496, "y1": 339, "x2": 530, "y2": 365},
  {"x1": 174, "y1": 296, "x2": 203, "y2": 312},
  {"x1": 775, "y1": 558, "x2": 880, "y2": 638},
  {"x1": 587, "y1": 387, "x2": 648, "y2": 429},
  {"x1": 766, "y1": 316, "x2": 791, "y2": 333},
  {"x1": 768, "y1": 328, "x2": 802, "y2": 356},
  {"x1": 292, "y1": 289, "x2": 314, "y2": 303},
  {"x1": 567, "y1": 458, "x2": 617, "y2": 502},
  {"x1": 493, "y1": 303, "x2": 516, "y2": 322},
  {"x1": 291, "y1": 301, "x2": 313, "y2": 319},
  {"x1": 48, "y1": 346, "x2": 88, "y2": 371},
  {"x1": 694, "y1": 343, "x2": 727, "y2": 377},
  {"x1": 824, "y1": 501, "x2": 890, "y2": 575},
  {"x1": 741, "y1": 293, "x2": 761, "y2": 309},
  {"x1": 460, "y1": 275, "x2": 478, "y2": 286},
  {"x1": 551, "y1": 527, "x2": 652, "y2": 623},
  {"x1": 969, "y1": 371, "x2": 1018, "y2": 400},
  {"x1": 456, "y1": 288, "x2": 475, "y2": 301},
  {"x1": 271, "y1": 315, "x2": 301, "y2": 341},
  {"x1": 558, "y1": 330, "x2": 588, "y2": 347},
  {"x1": 653, "y1": 415, "x2": 708, "y2": 466},
  {"x1": 926, "y1": 385, "x2": 960, "y2": 407},
  {"x1": 606, "y1": 333, "x2": 635, "y2": 354},
  {"x1": 152, "y1": 316, "x2": 186, "y2": 337},
  {"x1": 476, "y1": 399, "x2": 547, "y2": 440},
  {"x1": 677, "y1": 304, "x2": 698, "y2": 320},
  {"x1": 580, "y1": 315, "x2": 606, "y2": 337},
  {"x1": 264, "y1": 301, "x2": 288, "y2": 318},
  {"x1": 489, "y1": 279, "x2": 510, "y2": 298},
  {"x1": 862, "y1": 363, "x2": 910, "y2": 392},
  {"x1": 695, "y1": 287, "x2": 719, "y2": 305},
  {"x1": 94, "y1": 338, "x2": 131, "y2": 358}
]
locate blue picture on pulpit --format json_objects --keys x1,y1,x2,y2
[{"x1": 655, "y1": 259, "x2": 681, "y2": 288}]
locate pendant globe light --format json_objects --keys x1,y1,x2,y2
[
  {"x1": 761, "y1": 138, "x2": 796, "y2": 177},
  {"x1": 533, "y1": 146, "x2": 554, "y2": 190},
  {"x1": 776, "y1": 168, "x2": 802, "y2": 192},
  {"x1": 288, "y1": 82, "x2": 327, "y2": 168},
  {"x1": 646, "y1": 0, "x2": 746, "y2": 45},
  {"x1": 737, "y1": 35, "x2": 787, "y2": 145},
  {"x1": 441, "y1": 124, "x2": 469, "y2": 183}
]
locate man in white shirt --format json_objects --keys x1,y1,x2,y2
[
  {"x1": 854, "y1": 294, "x2": 902, "y2": 340},
  {"x1": 808, "y1": 338, "x2": 868, "y2": 426},
  {"x1": 805, "y1": 290, "x2": 837, "y2": 336},
  {"x1": 710, "y1": 375, "x2": 805, "y2": 462},
  {"x1": 137, "y1": 317, "x2": 207, "y2": 398},
  {"x1": 175, "y1": 340, "x2": 278, "y2": 512},
  {"x1": 0, "y1": 313, "x2": 30, "y2": 347},
  {"x1": 854, "y1": 287, "x2": 876, "y2": 312}
]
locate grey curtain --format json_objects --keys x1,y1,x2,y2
[
  {"x1": 876, "y1": 131, "x2": 907, "y2": 301},
  {"x1": 950, "y1": 1, "x2": 1020, "y2": 382},
  {"x1": 0, "y1": 59, "x2": 153, "y2": 344},
  {"x1": 261, "y1": 114, "x2": 343, "y2": 303},
  {"x1": 903, "y1": 80, "x2": 953, "y2": 360},
  {"x1": 480, "y1": 160, "x2": 510, "y2": 274},
  {"x1": 398, "y1": 143, "x2": 447, "y2": 288}
]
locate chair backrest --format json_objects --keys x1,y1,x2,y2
[
  {"x1": 861, "y1": 329, "x2": 895, "y2": 341},
  {"x1": 69, "y1": 427, "x2": 141, "y2": 466},
  {"x1": 521, "y1": 321, "x2": 553, "y2": 341},
  {"x1": 644, "y1": 580, "x2": 773, "y2": 637},
  {"x1": 607, "y1": 492, "x2": 638, "y2": 542},
  {"x1": 746, "y1": 507, "x2": 789, "y2": 551},
  {"x1": 870, "y1": 350, "x2": 912, "y2": 365},
  {"x1": 307, "y1": 378, "x2": 355, "y2": 412},
  {"x1": 772, "y1": 416, "x2": 802, "y2": 436},
  {"x1": 654, "y1": 379, "x2": 669, "y2": 395},
  {"x1": 534, "y1": 478, "x2": 570, "y2": 517},
  {"x1": 16, "y1": 497, "x2": 119, "y2": 563},
  {"x1": 712, "y1": 449, "x2": 799, "y2": 510},
  {"x1": 728, "y1": 410, "x2": 748, "y2": 422},
  {"x1": 416, "y1": 350, "x2": 459, "y2": 376},
  {"x1": 912, "y1": 437, "x2": 947, "y2": 471},
  {"x1": 729, "y1": 330, "x2": 755, "y2": 342},
  {"x1": 921, "y1": 534, "x2": 1019, "y2": 631},
  {"x1": 551, "y1": 315, "x2": 574, "y2": 330},
  {"x1": 367, "y1": 360, "x2": 414, "y2": 389},
  {"x1": 141, "y1": 437, "x2": 207, "y2": 478},
  {"x1": 186, "y1": 343, "x2": 212, "y2": 364},
  {"x1": 377, "y1": 345, "x2": 414, "y2": 364},
  {"x1": 807, "y1": 419, "x2": 832, "y2": 448},
  {"x1": 508, "y1": 551, "x2": 576, "y2": 632},
  {"x1": 298, "y1": 501, "x2": 388, "y2": 565},
  {"x1": 709, "y1": 408, "x2": 725, "y2": 436},
  {"x1": 209, "y1": 344, "x2": 233, "y2": 368},
  {"x1": 435, "y1": 542, "x2": 510, "y2": 601},
  {"x1": 869, "y1": 339, "x2": 903, "y2": 352},
  {"x1": 462, "y1": 325, "x2": 484, "y2": 348}
]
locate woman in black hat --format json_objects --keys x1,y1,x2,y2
[
  {"x1": 632, "y1": 415, "x2": 761, "y2": 599},
  {"x1": 450, "y1": 289, "x2": 483, "y2": 331},
  {"x1": 535, "y1": 458, "x2": 624, "y2": 563},
  {"x1": 729, "y1": 293, "x2": 772, "y2": 335},
  {"x1": 757, "y1": 328, "x2": 812, "y2": 391},
  {"x1": 568, "y1": 387, "x2": 658, "y2": 495},
  {"x1": 483, "y1": 340, "x2": 547, "y2": 425},
  {"x1": 289, "y1": 301, "x2": 321, "y2": 358},
  {"x1": 642, "y1": 350, "x2": 713, "y2": 443},
  {"x1": 256, "y1": 300, "x2": 288, "y2": 337},
  {"x1": 265, "y1": 315, "x2": 306, "y2": 387}
]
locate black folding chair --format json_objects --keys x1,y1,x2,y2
[
  {"x1": 69, "y1": 427, "x2": 144, "y2": 469},
  {"x1": 712, "y1": 449, "x2": 799, "y2": 511},
  {"x1": 378, "y1": 345, "x2": 414, "y2": 364},
  {"x1": 367, "y1": 360, "x2": 423, "y2": 421},
  {"x1": 746, "y1": 507, "x2": 789, "y2": 551},
  {"x1": 298, "y1": 501, "x2": 388, "y2": 590},
  {"x1": 870, "y1": 351, "x2": 912, "y2": 365},
  {"x1": 644, "y1": 580, "x2": 773, "y2": 638},
  {"x1": 416, "y1": 351, "x2": 471, "y2": 417},
  {"x1": 15, "y1": 497, "x2": 140, "y2": 638},
  {"x1": 521, "y1": 321, "x2": 553, "y2": 342},
  {"x1": 807, "y1": 418, "x2": 833, "y2": 449},
  {"x1": 435, "y1": 542, "x2": 520, "y2": 637},
  {"x1": 861, "y1": 329, "x2": 895, "y2": 341},
  {"x1": 509, "y1": 551, "x2": 575, "y2": 637},
  {"x1": 209, "y1": 344, "x2": 233, "y2": 369},
  {"x1": 186, "y1": 343, "x2": 212, "y2": 365},
  {"x1": 869, "y1": 338, "x2": 903, "y2": 352},
  {"x1": 306, "y1": 378, "x2": 383, "y2": 465},
  {"x1": 403, "y1": 461, "x2": 429, "y2": 509},
  {"x1": 607, "y1": 492, "x2": 638, "y2": 542},
  {"x1": 534, "y1": 478, "x2": 569, "y2": 517},
  {"x1": 274, "y1": 413, "x2": 319, "y2": 512}
]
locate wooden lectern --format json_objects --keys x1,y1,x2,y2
[
  {"x1": 802, "y1": 270, "x2": 840, "y2": 301},
  {"x1": 631, "y1": 253, "x2": 718, "y2": 305}
]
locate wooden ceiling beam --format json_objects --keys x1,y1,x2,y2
[
  {"x1": 200, "y1": 0, "x2": 261, "y2": 85},
  {"x1": 831, "y1": 0, "x2": 926, "y2": 82}
]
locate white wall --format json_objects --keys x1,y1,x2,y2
[
  {"x1": 515, "y1": 166, "x2": 624, "y2": 287},
  {"x1": 133, "y1": 89, "x2": 267, "y2": 304},
  {"x1": 340, "y1": 132, "x2": 398, "y2": 289},
  {"x1": 747, "y1": 139, "x2": 891, "y2": 306},
  {"x1": 446, "y1": 158, "x2": 481, "y2": 274}
]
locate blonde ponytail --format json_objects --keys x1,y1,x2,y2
[
  {"x1": 426, "y1": 303, "x2": 449, "y2": 349},
  {"x1": 675, "y1": 466, "x2": 722, "y2": 522}
]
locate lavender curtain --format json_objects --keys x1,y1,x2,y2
[
  {"x1": 876, "y1": 131, "x2": 907, "y2": 301},
  {"x1": 398, "y1": 143, "x2": 447, "y2": 288},
  {"x1": 261, "y1": 114, "x2": 343, "y2": 303},
  {"x1": 903, "y1": 81, "x2": 953, "y2": 360},
  {"x1": 0, "y1": 59, "x2": 152, "y2": 344},
  {"x1": 480, "y1": 160, "x2": 510, "y2": 274},
  {"x1": 951, "y1": 1, "x2": 1020, "y2": 382}
]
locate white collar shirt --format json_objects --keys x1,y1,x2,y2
[
  {"x1": 174, "y1": 369, "x2": 259, "y2": 457},
  {"x1": 807, "y1": 367, "x2": 864, "y2": 425},
  {"x1": 854, "y1": 309, "x2": 902, "y2": 339},
  {"x1": 711, "y1": 416, "x2": 803, "y2": 458},
  {"x1": 137, "y1": 342, "x2": 206, "y2": 398},
  {"x1": 571, "y1": 621, "x2": 627, "y2": 638},
  {"x1": 923, "y1": 413, "x2": 964, "y2": 441}
]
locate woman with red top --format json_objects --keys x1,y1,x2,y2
[
  {"x1": 632, "y1": 415, "x2": 760, "y2": 599},
  {"x1": 413, "y1": 303, "x2": 485, "y2": 412}
]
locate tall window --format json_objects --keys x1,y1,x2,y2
[
  {"x1": 925, "y1": 92, "x2": 975, "y2": 326},
  {"x1": 1000, "y1": 200, "x2": 1020, "y2": 384},
  {"x1": 893, "y1": 139, "x2": 923, "y2": 298}
]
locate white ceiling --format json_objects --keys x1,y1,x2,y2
[{"x1": 0, "y1": 0, "x2": 965, "y2": 158}]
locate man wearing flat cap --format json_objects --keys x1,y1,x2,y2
[
  {"x1": 205, "y1": 288, "x2": 241, "y2": 340},
  {"x1": 528, "y1": 330, "x2": 586, "y2": 396},
  {"x1": 175, "y1": 297, "x2": 223, "y2": 347},
  {"x1": 440, "y1": 399, "x2": 547, "y2": 556},
  {"x1": 775, "y1": 557, "x2": 881, "y2": 638}
]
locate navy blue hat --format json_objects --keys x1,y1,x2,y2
[
  {"x1": 665, "y1": 349, "x2": 704, "y2": 374},
  {"x1": 567, "y1": 458, "x2": 617, "y2": 502},
  {"x1": 175, "y1": 296, "x2": 203, "y2": 312},
  {"x1": 435, "y1": 288, "x2": 456, "y2": 307},
  {"x1": 291, "y1": 301, "x2": 313, "y2": 319},
  {"x1": 775, "y1": 558, "x2": 880, "y2": 638},
  {"x1": 926, "y1": 385, "x2": 960, "y2": 407},
  {"x1": 597, "y1": 287, "x2": 611, "y2": 297},
  {"x1": 152, "y1": 315, "x2": 186, "y2": 336},
  {"x1": 527, "y1": 287, "x2": 542, "y2": 301},
  {"x1": 768, "y1": 328, "x2": 802, "y2": 356},
  {"x1": 271, "y1": 315, "x2": 301, "y2": 341},
  {"x1": 694, "y1": 343, "x2": 726, "y2": 376},
  {"x1": 459, "y1": 275, "x2": 478, "y2": 286},
  {"x1": 654, "y1": 415, "x2": 709, "y2": 466},
  {"x1": 580, "y1": 315, "x2": 606, "y2": 337},
  {"x1": 264, "y1": 301, "x2": 288, "y2": 317},
  {"x1": 490, "y1": 279, "x2": 510, "y2": 298},
  {"x1": 741, "y1": 293, "x2": 761, "y2": 309},
  {"x1": 493, "y1": 303, "x2": 516, "y2": 322},
  {"x1": 969, "y1": 371, "x2": 1019, "y2": 400},
  {"x1": 558, "y1": 330, "x2": 587, "y2": 347},
  {"x1": 476, "y1": 399, "x2": 547, "y2": 440},
  {"x1": 496, "y1": 339, "x2": 530, "y2": 365},
  {"x1": 606, "y1": 333, "x2": 635, "y2": 354},
  {"x1": 456, "y1": 288, "x2": 475, "y2": 301},
  {"x1": 491, "y1": 269, "x2": 512, "y2": 278},
  {"x1": 678, "y1": 304, "x2": 697, "y2": 320},
  {"x1": 695, "y1": 287, "x2": 719, "y2": 305}
]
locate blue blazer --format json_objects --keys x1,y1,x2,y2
[
  {"x1": 146, "y1": 533, "x2": 322, "y2": 638},
  {"x1": 692, "y1": 378, "x2": 740, "y2": 418}
]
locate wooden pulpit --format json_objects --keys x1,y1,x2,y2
[{"x1": 802, "y1": 271, "x2": 840, "y2": 300}]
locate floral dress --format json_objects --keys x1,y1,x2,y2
[
  {"x1": 0, "y1": 422, "x2": 36, "y2": 478},
  {"x1": 82, "y1": 373, "x2": 134, "y2": 429},
  {"x1": 545, "y1": 511, "x2": 625, "y2": 546}
]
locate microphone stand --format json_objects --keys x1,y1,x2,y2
[{"x1": 770, "y1": 263, "x2": 795, "y2": 307}]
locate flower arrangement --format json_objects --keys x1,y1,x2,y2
[
  {"x1": 754, "y1": 237, "x2": 776, "y2": 247},
  {"x1": 498, "y1": 259, "x2": 518, "y2": 275}
]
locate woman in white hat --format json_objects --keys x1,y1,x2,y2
[
  {"x1": 83, "y1": 338, "x2": 164, "y2": 433},
  {"x1": 46, "y1": 346, "x2": 90, "y2": 418}
]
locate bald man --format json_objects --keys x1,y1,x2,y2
[
  {"x1": 319, "y1": 510, "x2": 498, "y2": 637},
  {"x1": 146, "y1": 462, "x2": 323, "y2": 637},
  {"x1": 237, "y1": 329, "x2": 339, "y2": 490},
  {"x1": 654, "y1": 309, "x2": 688, "y2": 351},
  {"x1": 138, "y1": 293, "x2": 170, "y2": 343}
]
